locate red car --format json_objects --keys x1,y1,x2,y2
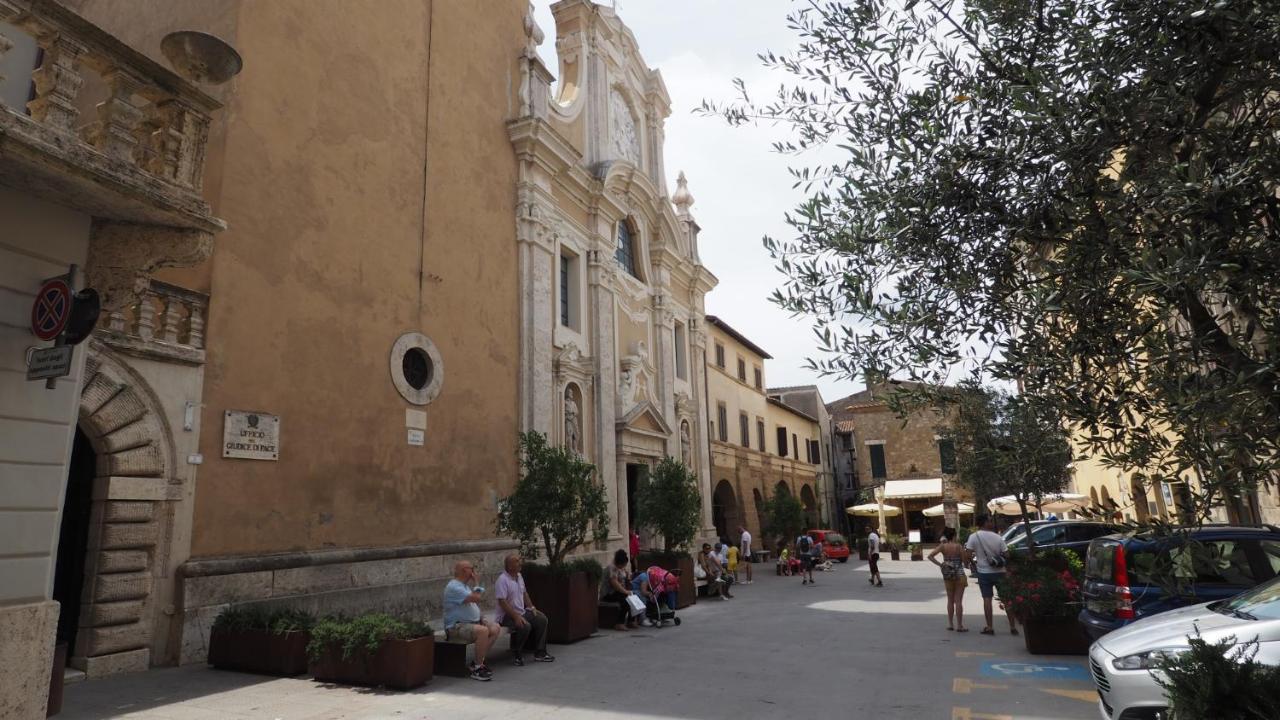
[{"x1": 807, "y1": 529, "x2": 851, "y2": 562}]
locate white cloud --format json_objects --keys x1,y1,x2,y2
[{"x1": 531, "y1": 1, "x2": 865, "y2": 404}]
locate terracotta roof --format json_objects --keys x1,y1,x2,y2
[
  {"x1": 705, "y1": 315, "x2": 772, "y2": 359},
  {"x1": 834, "y1": 420, "x2": 857, "y2": 433}
]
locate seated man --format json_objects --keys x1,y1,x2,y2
[
  {"x1": 698, "y1": 543, "x2": 733, "y2": 599},
  {"x1": 495, "y1": 554, "x2": 555, "y2": 666},
  {"x1": 442, "y1": 560, "x2": 499, "y2": 681}
]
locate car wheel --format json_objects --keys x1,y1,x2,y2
[{"x1": 838, "y1": 558, "x2": 848, "y2": 563}]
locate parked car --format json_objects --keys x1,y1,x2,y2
[
  {"x1": 1001, "y1": 519, "x2": 1058, "y2": 544},
  {"x1": 807, "y1": 529, "x2": 851, "y2": 562},
  {"x1": 1006, "y1": 521, "x2": 1123, "y2": 557},
  {"x1": 1088, "y1": 574, "x2": 1280, "y2": 720},
  {"x1": 1079, "y1": 525, "x2": 1280, "y2": 642}
]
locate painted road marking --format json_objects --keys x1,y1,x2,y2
[
  {"x1": 951, "y1": 708, "x2": 1013, "y2": 720},
  {"x1": 1041, "y1": 688, "x2": 1099, "y2": 703},
  {"x1": 955, "y1": 651, "x2": 995, "y2": 658},
  {"x1": 981, "y1": 661, "x2": 1090, "y2": 681},
  {"x1": 953, "y1": 678, "x2": 1009, "y2": 694}
]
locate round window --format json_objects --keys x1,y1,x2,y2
[{"x1": 390, "y1": 332, "x2": 443, "y2": 405}]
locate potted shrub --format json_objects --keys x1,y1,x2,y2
[
  {"x1": 909, "y1": 543, "x2": 923, "y2": 561},
  {"x1": 856, "y1": 538, "x2": 869, "y2": 561},
  {"x1": 885, "y1": 534, "x2": 903, "y2": 561},
  {"x1": 208, "y1": 606, "x2": 313, "y2": 676},
  {"x1": 634, "y1": 457, "x2": 703, "y2": 608},
  {"x1": 998, "y1": 550, "x2": 1090, "y2": 655},
  {"x1": 495, "y1": 431, "x2": 609, "y2": 644},
  {"x1": 1156, "y1": 635, "x2": 1280, "y2": 719},
  {"x1": 307, "y1": 613, "x2": 434, "y2": 690}
]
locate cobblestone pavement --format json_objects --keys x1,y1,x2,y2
[{"x1": 60, "y1": 558, "x2": 1100, "y2": 720}]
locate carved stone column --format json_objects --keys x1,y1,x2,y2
[
  {"x1": 689, "y1": 319, "x2": 715, "y2": 537},
  {"x1": 515, "y1": 188, "x2": 556, "y2": 437},
  {"x1": 28, "y1": 31, "x2": 87, "y2": 130},
  {"x1": 589, "y1": 247, "x2": 621, "y2": 538}
]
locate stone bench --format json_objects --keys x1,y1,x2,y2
[{"x1": 432, "y1": 626, "x2": 510, "y2": 677}]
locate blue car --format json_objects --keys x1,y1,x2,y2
[{"x1": 1079, "y1": 525, "x2": 1280, "y2": 641}]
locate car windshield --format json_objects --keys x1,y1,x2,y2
[
  {"x1": 824, "y1": 533, "x2": 846, "y2": 545},
  {"x1": 1214, "y1": 576, "x2": 1280, "y2": 620}
]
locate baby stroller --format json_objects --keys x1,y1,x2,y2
[{"x1": 640, "y1": 566, "x2": 682, "y2": 627}]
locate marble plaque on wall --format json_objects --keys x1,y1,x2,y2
[{"x1": 222, "y1": 410, "x2": 280, "y2": 460}]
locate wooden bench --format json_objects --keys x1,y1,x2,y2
[{"x1": 433, "y1": 626, "x2": 510, "y2": 677}]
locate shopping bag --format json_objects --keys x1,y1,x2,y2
[{"x1": 626, "y1": 594, "x2": 647, "y2": 616}]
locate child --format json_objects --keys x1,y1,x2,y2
[
  {"x1": 727, "y1": 543, "x2": 740, "y2": 581},
  {"x1": 778, "y1": 546, "x2": 791, "y2": 576}
]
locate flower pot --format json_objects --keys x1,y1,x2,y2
[
  {"x1": 523, "y1": 569, "x2": 598, "y2": 644},
  {"x1": 890, "y1": 549, "x2": 901, "y2": 561},
  {"x1": 309, "y1": 636, "x2": 434, "y2": 690},
  {"x1": 1022, "y1": 616, "x2": 1090, "y2": 656},
  {"x1": 208, "y1": 627, "x2": 310, "y2": 676},
  {"x1": 638, "y1": 553, "x2": 696, "y2": 609}
]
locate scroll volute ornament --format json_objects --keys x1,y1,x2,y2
[{"x1": 85, "y1": 220, "x2": 212, "y2": 312}]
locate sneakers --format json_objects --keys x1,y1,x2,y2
[
  {"x1": 469, "y1": 663, "x2": 492, "y2": 681},
  {"x1": 533, "y1": 652, "x2": 555, "y2": 663},
  {"x1": 802, "y1": 579, "x2": 808, "y2": 585},
  {"x1": 512, "y1": 655, "x2": 525, "y2": 667}
]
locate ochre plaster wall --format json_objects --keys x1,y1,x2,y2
[{"x1": 82, "y1": 0, "x2": 527, "y2": 557}]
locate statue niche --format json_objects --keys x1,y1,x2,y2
[{"x1": 564, "y1": 384, "x2": 583, "y2": 455}]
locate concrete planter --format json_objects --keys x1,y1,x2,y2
[
  {"x1": 1022, "y1": 616, "x2": 1090, "y2": 656},
  {"x1": 309, "y1": 636, "x2": 434, "y2": 690},
  {"x1": 208, "y1": 628, "x2": 310, "y2": 677},
  {"x1": 638, "y1": 553, "x2": 696, "y2": 608},
  {"x1": 523, "y1": 569, "x2": 598, "y2": 644},
  {"x1": 889, "y1": 549, "x2": 901, "y2": 561}
]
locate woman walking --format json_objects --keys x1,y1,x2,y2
[{"x1": 928, "y1": 527, "x2": 969, "y2": 632}]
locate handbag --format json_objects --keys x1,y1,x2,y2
[
  {"x1": 625, "y1": 594, "x2": 647, "y2": 616},
  {"x1": 976, "y1": 533, "x2": 1007, "y2": 569}
]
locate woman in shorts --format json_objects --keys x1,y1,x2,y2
[{"x1": 928, "y1": 527, "x2": 969, "y2": 632}]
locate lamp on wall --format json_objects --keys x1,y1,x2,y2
[{"x1": 161, "y1": 31, "x2": 242, "y2": 85}]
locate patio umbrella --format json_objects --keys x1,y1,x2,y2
[
  {"x1": 922, "y1": 502, "x2": 975, "y2": 517},
  {"x1": 986, "y1": 493, "x2": 1090, "y2": 516},
  {"x1": 845, "y1": 502, "x2": 902, "y2": 517}
]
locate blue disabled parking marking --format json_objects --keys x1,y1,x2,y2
[{"x1": 980, "y1": 661, "x2": 1090, "y2": 681}]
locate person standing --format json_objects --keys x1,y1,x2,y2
[
  {"x1": 867, "y1": 528, "x2": 883, "y2": 587},
  {"x1": 442, "y1": 561, "x2": 498, "y2": 681},
  {"x1": 795, "y1": 533, "x2": 816, "y2": 585},
  {"x1": 629, "y1": 529, "x2": 641, "y2": 573},
  {"x1": 738, "y1": 526, "x2": 754, "y2": 584},
  {"x1": 494, "y1": 555, "x2": 556, "y2": 665},
  {"x1": 928, "y1": 527, "x2": 969, "y2": 632},
  {"x1": 965, "y1": 515, "x2": 1018, "y2": 636}
]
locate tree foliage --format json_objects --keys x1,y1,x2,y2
[
  {"x1": 704, "y1": 0, "x2": 1280, "y2": 520},
  {"x1": 634, "y1": 457, "x2": 703, "y2": 552},
  {"x1": 1156, "y1": 634, "x2": 1280, "y2": 719},
  {"x1": 495, "y1": 431, "x2": 609, "y2": 568},
  {"x1": 761, "y1": 485, "x2": 807, "y2": 545},
  {"x1": 943, "y1": 385, "x2": 1074, "y2": 549}
]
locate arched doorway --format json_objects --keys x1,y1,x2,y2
[
  {"x1": 775, "y1": 481, "x2": 791, "y2": 498},
  {"x1": 712, "y1": 480, "x2": 740, "y2": 544},
  {"x1": 752, "y1": 488, "x2": 766, "y2": 539},
  {"x1": 800, "y1": 484, "x2": 818, "y2": 529},
  {"x1": 53, "y1": 428, "x2": 96, "y2": 661},
  {"x1": 1131, "y1": 479, "x2": 1149, "y2": 522},
  {"x1": 1089, "y1": 486, "x2": 1100, "y2": 511}
]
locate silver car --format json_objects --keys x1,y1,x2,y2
[{"x1": 1088, "y1": 575, "x2": 1280, "y2": 720}]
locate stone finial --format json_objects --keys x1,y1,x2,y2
[{"x1": 672, "y1": 170, "x2": 694, "y2": 216}]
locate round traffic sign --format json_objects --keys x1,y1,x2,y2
[{"x1": 31, "y1": 279, "x2": 72, "y2": 341}]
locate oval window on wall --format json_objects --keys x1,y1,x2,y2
[{"x1": 390, "y1": 332, "x2": 443, "y2": 405}]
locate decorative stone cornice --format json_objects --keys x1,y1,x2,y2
[{"x1": 86, "y1": 219, "x2": 212, "y2": 311}]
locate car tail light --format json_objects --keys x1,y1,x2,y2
[{"x1": 1113, "y1": 544, "x2": 1134, "y2": 620}]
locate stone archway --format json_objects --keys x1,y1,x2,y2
[
  {"x1": 800, "y1": 484, "x2": 818, "y2": 529},
  {"x1": 67, "y1": 341, "x2": 175, "y2": 676},
  {"x1": 712, "y1": 480, "x2": 740, "y2": 544}
]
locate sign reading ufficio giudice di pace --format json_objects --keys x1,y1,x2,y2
[{"x1": 222, "y1": 410, "x2": 280, "y2": 460}]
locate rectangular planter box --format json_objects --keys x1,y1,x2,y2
[
  {"x1": 208, "y1": 628, "x2": 310, "y2": 677},
  {"x1": 1022, "y1": 616, "x2": 1091, "y2": 656},
  {"x1": 309, "y1": 636, "x2": 434, "y2": 690},
  {"x1": 523, "y1": 569, "x2": 598, "y2": 645},
  {"x1": 637, "y1": 553, "x2": 696, "y2": 609}
]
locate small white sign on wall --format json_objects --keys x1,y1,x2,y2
[
  {"x1": 222, "y1": 410, "x2": 280, "y2": 460},
  {"x1": 407, "y1": 428, "x2": 425, "y2": 446}
]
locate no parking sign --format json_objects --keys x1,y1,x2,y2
[{"x1": 30, "y1": 278, "x2": 72, "y2": 341}]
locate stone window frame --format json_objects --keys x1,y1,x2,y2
[
  {"x1": 390, "y1": 332, "x2": 444, "y2": 406},
  {"x1": 865, "y1": 440, "x2": 888, "y2": 479}
]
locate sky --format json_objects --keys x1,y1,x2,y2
[{"x1": 531, "y1": 0, "x2": 865, "y2": 405}]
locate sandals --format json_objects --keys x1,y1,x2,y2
[
  {"x1": 956, "y1": 628, "x2": 969, "y2": 633},
  {"x1": 980, "y1": 628, "x2": 995, "y2": 635}
]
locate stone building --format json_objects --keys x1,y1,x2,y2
[
  {"x1": 2, "y1": 0, "x2": 720, "y2": 700},
  {"x1": 510, "y1": 0, "x2": 719, "y2": 544},
  {"x1": 768, "y1": 385, "x2": 835, "y2": 527},
  {"x1": 704, "y1": 316, "x2": 824, "y2": 545},
  {"x1": 0, "y1": 1, "x2": 225, "y2": 713},
  {"x1": 828, "y1": 384, "x2": 959, "y2": 540}
]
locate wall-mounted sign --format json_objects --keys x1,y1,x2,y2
[
  {"x1": 222, "y1": 410, "x2": 280, "y2": 460},
  {"x1": 407, "y1": 428, "x2": 425, "y2": 446}
]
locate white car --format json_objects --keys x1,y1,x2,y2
[{"x1": 1088, "y1": 575, "x2": 1280, "y2": 720}]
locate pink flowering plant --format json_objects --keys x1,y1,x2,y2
[{"x1": 997, "y1": 549, "x2": 1084, "y2": 620}]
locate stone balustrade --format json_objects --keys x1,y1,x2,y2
[
  {"x1": 98, "y1": 280, "x2": 209, "y2": 365},
  {"x1": 0, "y1": 0, "x2": 220, "y2": 196}
]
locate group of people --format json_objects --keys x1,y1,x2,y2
[
  {"x1": 922, "y1": 514, "x2": 1019, "y2": 636},
  {"x1": 699, "y1": 526, "x2": 757, "y2": 598},
  {"x1": 599, "y1": 548, "x2": 684, "y2": 629},
  {"x1": 776, "y1": 532, "x2": 825, "y2": 584},
  {"x1": 441, "y1": 555, "x2": 556, "y2": 682}
]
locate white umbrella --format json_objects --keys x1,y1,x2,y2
[
  {"x1": 986, "y1": 493, "x2": 1090, "y2": 516},
  {"x1": 846, "y1": 502, "x2": 902, "y2": 517},
  {"x1": 922, "y1": 502, "x2": 975, "y2": 517}
]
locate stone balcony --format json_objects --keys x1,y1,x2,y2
[
  {"x1": 0, "y1": 0, "x2": 226, "y2": 310},
  {"x1": 96, "y1": 279, "x2": 208, "y2": 365}
]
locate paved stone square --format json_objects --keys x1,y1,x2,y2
[{"x1": 60, "y1": 558, "x2": 1100, "y2": 720}]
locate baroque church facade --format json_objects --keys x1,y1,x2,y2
[{"x1": 510, "y1": 0, "x2": 719, "y2": 542}]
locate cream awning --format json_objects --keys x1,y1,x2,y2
[
  {"x1": 922, "y1": 502, "x2": 975, "y2": 517},
  {"x1": 846, "y1": 502, "x2": 902, "y2": 517},
  {"x1": 882, "y1": 478, "x2": 943, "y2": 499}
]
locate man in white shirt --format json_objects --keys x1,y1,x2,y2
[
  {"x1": 738, "y1": 526, "x2": 753, "y2": 584},
  {"x1": 866, "y1": 529, "x2": 883, "y2": 587},
  {"x1": 965, "y1": 514, "x2": 1018, "y2": 636}
]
